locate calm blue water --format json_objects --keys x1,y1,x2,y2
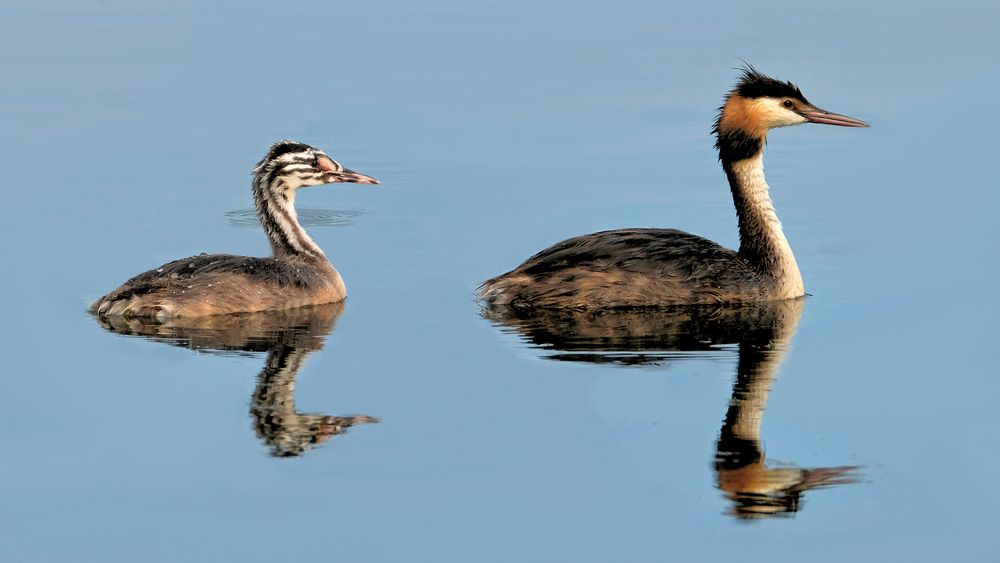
[{"x1": 2, "y1": 0, "x2": 998, "y2": 561}]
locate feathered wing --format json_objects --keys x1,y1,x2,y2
[
  {"x1": 92, "y1": 254, "x2": 332, "y2": 318},
  {"x1": 478, "y1": 229, "x2": 765, "y2": 310}
]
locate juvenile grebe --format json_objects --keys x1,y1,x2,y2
[
  {"x1": 92, "y1": 140, "x2": 378, "y2": 319},
  {"x1": 477, "y1": 68, "x2": 868, "y2": 311}
]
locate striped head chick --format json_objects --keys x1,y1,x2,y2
[
  {"x1": 253, "y1": 140, "x2": 379, "y2": 190},
  {"x1": 251, "y1": 140, "x2": 379, "y2": 260},
  {"x1": 713, "y1": 66, "x2": 868, "y2": 163}
]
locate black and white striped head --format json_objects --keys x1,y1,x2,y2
[{"x1": 253, "y1": 140, "x2": 379, "y2": 189}]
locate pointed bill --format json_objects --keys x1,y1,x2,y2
[{"x1": 799, "y1": 106, "x2": 869, "y2": 127}]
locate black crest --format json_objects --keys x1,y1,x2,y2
[
  {"x1": 265, "y1": 140, "x2": 315, "y2": 161},
  {"x1": 733, "y1": 65, "x2": 808, "y2": 102},
  {"x1": 711, "y1": 65, "x2": 809, "y2": 162},
  {"x1": 254, "y1": 140, "x2": 318, "y2": 172}
]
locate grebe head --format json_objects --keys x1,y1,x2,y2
[
  {"x1": 253, "y1": 140, "x2": 379, "y2": 189},
  {"x1": 714, "y1": 66, "x2": 867, "y2": 161}
]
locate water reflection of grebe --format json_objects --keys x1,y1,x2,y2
[
  {"x1": 482, "y1": 298, "x2": 858, "y2": 518},
  {"x1": 478, "y1": 67, "x2": 867, "y2": 310},
  {"x1": 95, "y1": 302, "x2": 378, "y2": 458},
  {"x1": 92, "y1": 140, "x2": 378, "y2": 320}
]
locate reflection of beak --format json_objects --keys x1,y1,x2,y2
[
  {"x1": 799, "y1": 105, "x2": 869, "y2": 127},
  {"x1": 326, "y1": 168, "x2": 380, "y2": 185}
]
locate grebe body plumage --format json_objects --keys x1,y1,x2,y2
[
  {"x1": 478, "y1": 68, "x2": 867, "y2": 311},
  {"x1": 92, "y1": 140, "x2": 378, "y2": 319}
]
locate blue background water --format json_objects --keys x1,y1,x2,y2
[{"x1": 2, "y1": 0, "x2": 998, "y2": 560}]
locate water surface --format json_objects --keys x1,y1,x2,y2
[{"x1": 1, "y1": 0, "x2": 997, "y2": 561}]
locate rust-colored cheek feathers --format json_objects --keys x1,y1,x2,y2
[{"x1": 716, "y1": 95, "x2": 770, "y2": 140}]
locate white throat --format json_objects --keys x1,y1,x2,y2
[{"x1": 729, "y1": 154, "x2": 803, "y2": 298}]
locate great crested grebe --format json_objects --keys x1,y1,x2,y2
[
  {"x1": 92, "y1": 140, "x2": 378, "y2": 319},
  {"x1": 477, "y1": 68, "x2": 868, "y2": 311}
]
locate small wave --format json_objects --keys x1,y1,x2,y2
[{"x1": 225, "y1": 208, "x2": 367, "y2": 227}]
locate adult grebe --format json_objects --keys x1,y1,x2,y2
[
  {"x1": 477, "y1": 68, "x2": 867, "y2": 311},
  {"x1": 92, "y1": 140, "x2": 378, "y2": 319}
]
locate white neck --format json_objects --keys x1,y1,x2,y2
[{"x1": 726, "y1": 154, "x2": 803, "y2": 298}]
